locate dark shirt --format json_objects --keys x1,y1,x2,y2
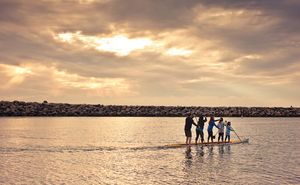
[
  {"x1": 185, "y1": 116, "x2": 195, "y2": 130},
  {"x1": 197, "y1": 117, "x2": 207, "y2": 130}
]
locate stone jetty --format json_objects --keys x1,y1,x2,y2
[{"x1": 0, "y1": 101, "x2": 299, "y2": 117}]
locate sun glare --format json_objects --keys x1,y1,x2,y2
[
  {"x1": 55, "y1": 32, "x2": 152, "y2": 56},
  {"x1": 95, "y1": 35, "x2": 152, "y2": 56},
  {"x1": 0, "y1": 64, "x2": 32, "y2": 76},
  {"x1": 13, "y1": 66, "x2": 32, "y2": 75},
  {"x1": 0, "y1": 64, "x2": 33, "y2": 85},
  {"x1": 166, "y1": 48, "x2": 193, "y2": 57},
  {"x1": 56, "y1": 32, "x2": 77, "y2": 43}
]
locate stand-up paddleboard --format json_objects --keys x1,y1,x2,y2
[{"x1": 165, "y1": 138, "x2": 249, "y2": 148}]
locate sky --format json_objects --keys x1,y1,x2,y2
[{"x1": 0, "y1": 0, "x2": 299, "y2": 106}]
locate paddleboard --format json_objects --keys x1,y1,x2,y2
[{"x1": 165, "y1": 138, "x2": 249, "y2": 148}]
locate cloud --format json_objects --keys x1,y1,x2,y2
[
  {"x1": 0, "y1": 63, "x2": 135, "y2": 102},
  {"x1": 0, "y1": 0, "x2": 299, "y2": 106},
  {"x1": 54, "y1": 31, "x2": 153, "y2": 56}
]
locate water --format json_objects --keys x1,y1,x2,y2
[{"x1": 0, "y1": 117, "x2": 299, "y2": 184}]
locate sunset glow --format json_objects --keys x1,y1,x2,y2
[
  {"x1": 166, "y1": 48, "x2": 193, "y2": 57},
  {"x1": 55, "y1": 32, "x2": 152, "y2": 56},
  {"x1": 0, "y1": 64, "x2": 33, "y2": 85},
  {"x1": 0, "y1": 63, "x2": 132, "y2": 97},
  {"x1": 0, "y1": 0, "x2": 299, "y2": 106}
]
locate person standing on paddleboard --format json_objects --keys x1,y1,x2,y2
[
  {"x1": 195, "y1": 116, "x2": 207, "y2": 144},
  {"x1": 217, "y1": 117, "x2": 225, "y2": 142},
  {"x1": 225, "y1": 122, "x2": 234, "y2": 142},
  {"x1": 184, "y1": 113, "x2": 197, "y2": 146},
  {"x1": 207, "y1": 116, "x2": 220, "y2": 143}
]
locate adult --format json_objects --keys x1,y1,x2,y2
[
  {"x1": 207, "y1": 116, "x2": 220, "y2": 143},
  {"x1": 195, "y1": 116, "x2": 207, "y2": 144},
  {"x1": 217, "y1": 118, "x2": 225, "y2": 142},
  {"x1": 184, "y1": 113, "x2": 197, "y2": 146}
]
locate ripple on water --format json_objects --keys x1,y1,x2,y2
[{"x1": 1, "y1": 117, "x2": 300, "y2": 184}]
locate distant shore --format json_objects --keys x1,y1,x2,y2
[{"x1": 0, "y1": 101, "x2": 299, "y2": 117}]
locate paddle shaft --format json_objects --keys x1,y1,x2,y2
[{"x1": 231, "y1": 127, "x2": 242, "y2": 142}]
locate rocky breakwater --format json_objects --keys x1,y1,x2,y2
[{"x1": 0, "y1": 101, "x2": 299, "y2": 117}]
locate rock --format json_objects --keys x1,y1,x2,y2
[{"x1": 0, "y1": 100, "x2": 299, "y2": 117}]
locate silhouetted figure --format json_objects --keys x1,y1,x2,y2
[
  {"x1": 184, "y1": 113, "x2": 197, "y2": 146},
  {"x1": 195, "y1": 116, "x2": 207, "y2": 144},
  {"x1": 207, "y1": 116, "x2": 220, "y2": 142}
]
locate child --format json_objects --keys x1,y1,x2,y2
[
  {"x1": 225, "y1": 122, "x2": 234, "y2": 142},
  {"x1": 217, "y1": 117, "x2": 225, "y2": 142}
]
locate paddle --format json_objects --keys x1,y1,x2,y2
[{"x1": 231, "y1": 126, "x2": 242, "y2": 142}]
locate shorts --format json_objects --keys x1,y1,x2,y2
[
  {"x1": 185, "y1": 129, "x2": 192, "y2": 137},
  {"x1": 196, "y1": 127, "x2": 203, "y2": 132}
]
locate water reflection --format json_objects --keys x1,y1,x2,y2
[
  {"x1": 196, "y1": 146, "x2": 204, "y2": 157},
  {"x1": 225, "y1": 145, "x2": 231, "y2": 154},
  {"x1": 1, "y1": 117, "x2": 299, "y2": 184},
  {"x1": 218, "y1": 145, "x2": 224, "y2": 154},
  {"x1": 183, "y1": 146, "x2": 193, "y2": 174},
  {"x1": 184, "y1": 145, "x2": 232, "y2": 160},
  {"x1": 185, "y1": 146, "x2": 192, "y2": 160},
  {"x1": 208, "y1": 146, "x2": 214, "y2": 156},
  {"x1": 218, "y1": 145, "x2": 231, "y2": 155}
]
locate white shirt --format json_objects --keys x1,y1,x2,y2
[
  {"x1": 226, "y1": 125, "x2": 232, "y2": 135},
  {"x1": 217, "y1": 121, "x2": 225, "y2": 133}
]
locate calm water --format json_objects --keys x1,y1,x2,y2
[{"x1": 0, "y1": 117, "x2": 299, "y2": 185}]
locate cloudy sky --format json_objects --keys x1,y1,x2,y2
[{"x1": 0, "y1": 0, "x2": 299, "y2": 106}]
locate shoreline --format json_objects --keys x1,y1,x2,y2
[{"x1": 1, "y1": 101, "x2": 299, "y2": 117}]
